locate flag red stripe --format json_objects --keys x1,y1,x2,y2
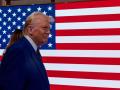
[
  {"x1": 56, "y1": 14, "x2": 120, "y2": 23},
  {"x1": 0, "y1": 56, "x2": 2, "y2": 61},
  {"x1": 48, "y1": 71, "x2": 120, "y2": 80},
  {"x1": 43, "y1": 57, "x2": 120, "y2": 65},
  {"x1": 56, "y1": 0, "x2": 120, "y2": 10},
  {"x1": 56, "y1": 43, "x2": 120, "y2": 50},
  {"x1": 50, "y1": 85, "x2": 120, "y2": 90},
  {"x1": 56, "y1": 28, "x2": 120, "y2": 36}
]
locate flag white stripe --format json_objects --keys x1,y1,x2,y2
[
  {"x1": 40, "y1": 50, "x2": 120, "y2": 58},
  {"x1": 1, "y1": 50, "x2": 120, "y2": 58},
  {"x1": 56, "y1": 6, "x2": 120, "y2": 17},
  {"x1": 45, "y1": 63, "x2": 120, "y2": 73},
  {"x1": 56, "y1": 35, "x2": 120, "y2": 43},
  {"x1": 0, "y1": 49, "x2": 4, "y2": 55},
  {"x1": 56, "y1": 21, "x2": 120, "y2": 30},
  {"x1": 49, "y1": 77, "x2": 120, "y2": 88}
]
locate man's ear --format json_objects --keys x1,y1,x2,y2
[{"x1": 28, "y1": 26, "x2": 33, "y2": 35}]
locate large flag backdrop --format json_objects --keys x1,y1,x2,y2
[{"x1": 0, "y1": 0, "x2": 120, "y2": 90}]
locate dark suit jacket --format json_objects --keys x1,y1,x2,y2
[{"x1": 0, "y1": 37, "x2": 50, "y2": 90}]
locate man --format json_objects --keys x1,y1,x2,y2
[{"x1": 0, "y1": 12, "x2": 50, "y2": 90}]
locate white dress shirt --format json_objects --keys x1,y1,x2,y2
[{"x1": 24, "y1": 35, "x2": 37, "y2": 52}]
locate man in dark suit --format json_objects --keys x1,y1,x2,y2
[{"x1": 0, "y1": 12, "x2": 50, "y2": 90}]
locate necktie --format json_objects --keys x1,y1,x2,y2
[{"x1": 36, "y1": 48, "x2": 44, "y2": 63}]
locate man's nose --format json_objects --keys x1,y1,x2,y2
[{"x1": 46, "y1": 29, "x2": 50, "y2": 34}]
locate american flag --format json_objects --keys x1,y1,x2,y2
[
  {"x1": 1, "y1": 0, "x2": 120, "y2": 90},
  {"x1": 0, "y1": 4, "x2": 55, "y2": 49}
]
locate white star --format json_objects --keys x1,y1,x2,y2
[
  {"x1": 12, "y1": 13, "x2": 16, "y2": 17},
  {"x1": 8, "y1": 8, "x2": 12, "y2": 13},
  {"x1": 0, "y1": 9, "x2": 2, "y2": 13},
  {"x1": 27, "y1": 8, "x2": 31, "y2": 12},
  {"x1": 12, "y1": 21, "x2": 16, "y2": 25},
  {"x1": 50, "y1": 24, "x2": 52, "y2": 29},
  {"x1": 37, "y1": 7, "x2": 42, "y2": 11},
  {"x1": 22, "y1": 21, "x2": 25, "y2": 25},
  {"x1": 3, "y1": 13, "x2": 7, "y2": 17},
  {"x1": 48, "y1": 43, "x2": 52, "y2": 47},
  {"x1": 22, "y1": 12, "x2": 26, "y2": 16},
  {"x1": 12, "y1": 30, "x2": 15, "y2": 32},
  {"x1": 8, "y1": 17, "x2": 12, "y2": 21},
  {"x1": 3, "y1": 38, "x2": 6, "y2": 43},
  {"x1": 49, "y1": 16, "x2": 54, "y2": 23},
  {"x1": 0, "y1": 35, "x2": 1, "y2": 38},
  {"x1": 3, "y1": 22, "x2": 6, "y2": 26},
  {"x1": 7, "y1": 34, "x2": 11, "y2": 38},
  {"x1": 7, "y1": 26, "x2": 11, "y2": 30},
  {"x1": 3, "y1": 30, "x2": 6, "y2": 34},
  {"x1": 49, "y1": 34, "x2": 52, "y2": 38},
  {"x1": 48, "y1": 6, "x2": 52, "y2": 11},
  {"x1": 0, "y1": 18, "x2": 2, "y2": 21},
  {"x1": 17, "y1": 26, "x2": 21, "y2": 29},
  {"x1": 0, "y1": 26, "x2": 2, "y2": 30},
  {"x1": 17, "y1": 8, "x2": 21, "y2": 12},
  {"x1": 17, "y1": 17, "x2": 21, "y2": 21},
  {"x1": 43, "y1": 11, "x2": 47, "y2": 15}
]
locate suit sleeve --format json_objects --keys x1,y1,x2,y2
[{"x1": 0, "y1": 48, "x2": 27, "y2": 90}]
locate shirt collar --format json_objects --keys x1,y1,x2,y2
[{"x1": 24, "y1": 35, "x2": 37, "y2": 52}]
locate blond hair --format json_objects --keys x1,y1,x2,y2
[{"x1": 23, "y1": 12, "x2": 48, "y2": 35}]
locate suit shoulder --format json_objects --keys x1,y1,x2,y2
[{"x1": 9, "y1": 37, "x2": 29, "y2": 52}]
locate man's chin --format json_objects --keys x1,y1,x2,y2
[{"x1": 43, "y1": 40, "x2": 48, "y2": 44}]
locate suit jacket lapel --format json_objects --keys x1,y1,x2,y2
[{"x1": 30, "y1": 51, "x2": 48, "y2": 81}]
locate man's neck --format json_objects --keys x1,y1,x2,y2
[{"x1": 24, "y1": 35, "x2": 38, "y2": 52}]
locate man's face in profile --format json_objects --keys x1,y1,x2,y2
[{"x1": 29, "y1": 15, "x2": 50, "y2": 46}]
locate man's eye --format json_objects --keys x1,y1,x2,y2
[
  {"x1": 42, "y1": 27, "x2": 46, "y2": 29},
  {"x1": 43, "y1": 27, "x2": 49, "y2": 30}
]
